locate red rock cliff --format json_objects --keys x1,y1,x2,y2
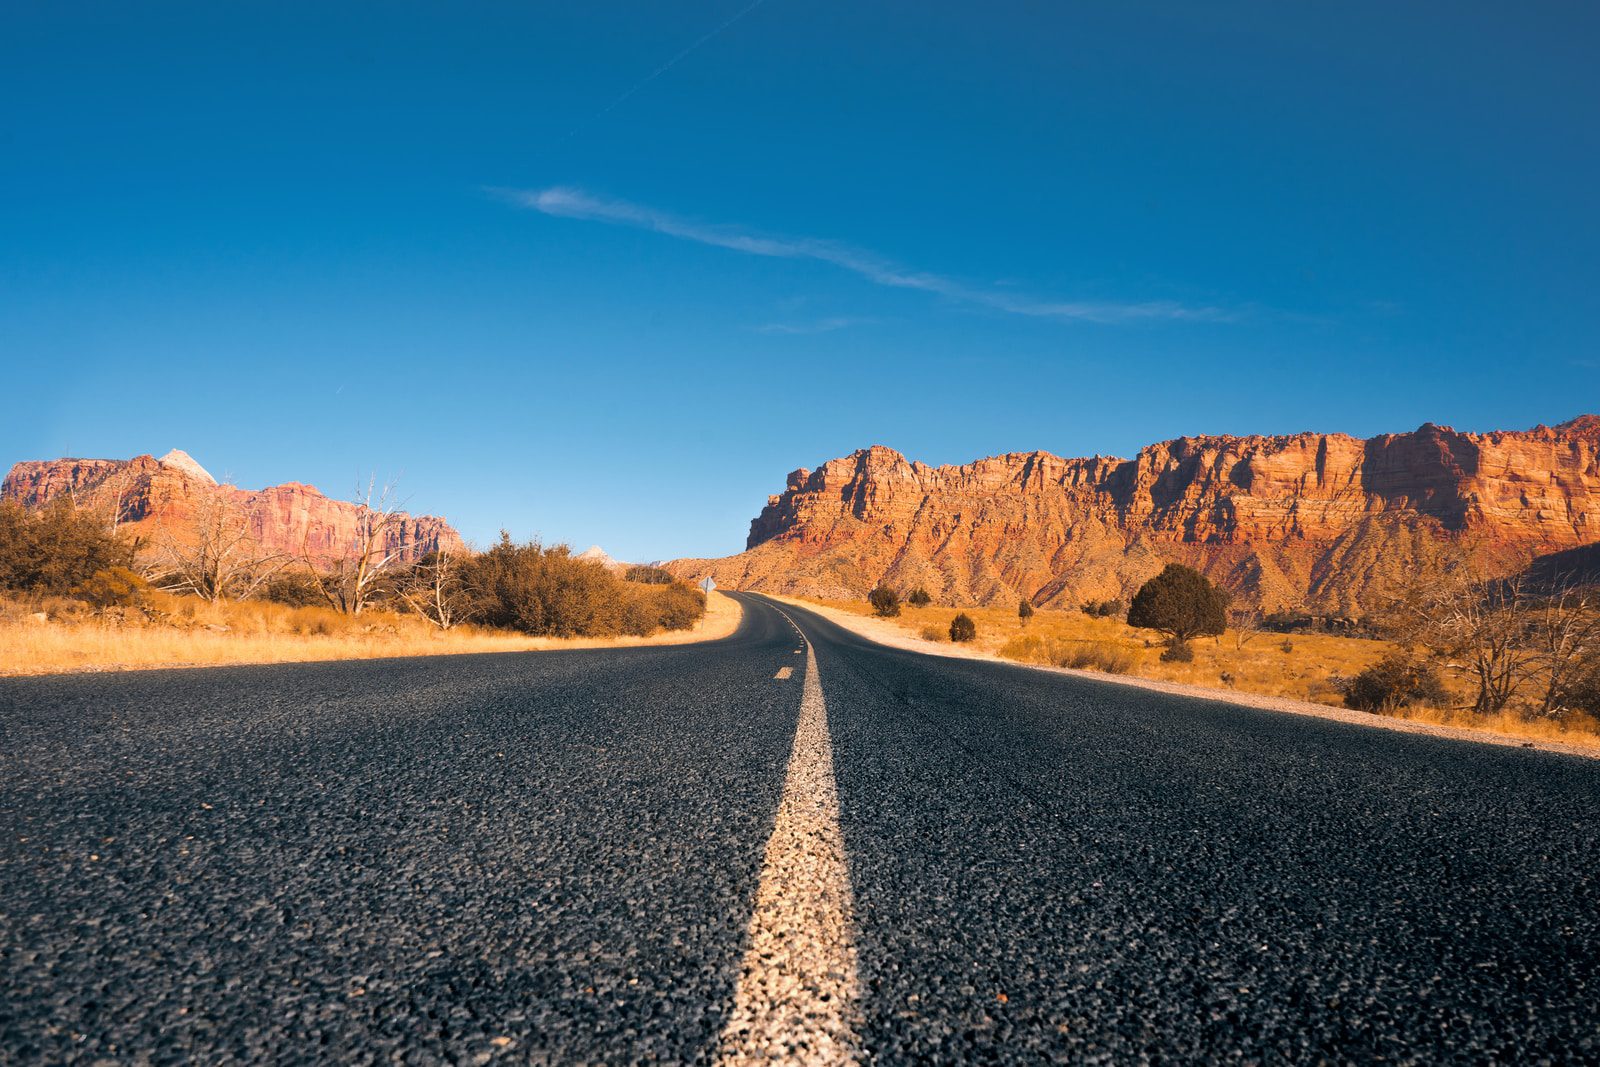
[
  {"x1": 677, "y1": 416, "x2": 1600, "y2": 614},
  {"x1": 2, "y1": 450, "x2": 467, "y2": 564}
]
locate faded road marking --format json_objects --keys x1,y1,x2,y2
[
  {"x1": 717, "y1": 627, "x2": 862, "y2": 1064},
  {"x1": 773, "y1": 666, "x2": 794, "y2": 680}
]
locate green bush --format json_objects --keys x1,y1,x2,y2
[
  {"x1": 949, "y1": 613, "x2": 977, "y2": 642},
  {"x1": 1127, "y1": 565, "x2": 1229, "y2": 643},
  {"x1": 868, "y1": 585, "x2": 901, "y2": 618},
  {"x1": 1340, "y1": 655, "x2": 1447, "y2": 713},
  {"x1": 1080, "y1": 598, "x2": 1125, "y2": 618},
  {"x1": 907, "y1": 587, "x2": 932, "y2": 607},
  {"x1": 0, "y1": 499, "x2": 133, "y2": 595}
]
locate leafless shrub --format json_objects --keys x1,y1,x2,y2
[
  {"x1": 305, "y1": 476, "x2": 413, "y2": 616},
  {"x1": 397, "y1": 550, "x2": 475, "y2": 630},
  {"x1": 149, "y1": 483, "x2": 285, "y2": 603}
]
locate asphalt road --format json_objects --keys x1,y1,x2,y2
[{"x1": 2, "y1": 593, "x2": 1598, "y2": 1063}]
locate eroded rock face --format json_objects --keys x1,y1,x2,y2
[
  {"x1": 677, "y1": 417, "x2": 1600, "y2": 613},
  {"x1": 2, "y1": 452, "x2": 466, "y2": 564}
]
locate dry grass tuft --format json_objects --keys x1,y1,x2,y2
[{"x1": 998, "y1": 634, "x2": 1137, "y2": 674}]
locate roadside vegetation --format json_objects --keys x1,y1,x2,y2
[
  {"x1": 827, "y1": 561, "x2": 1600, "y2": 749},
  {"x1": 0, "y1": 497, "x2": 715, "y2": 675}
]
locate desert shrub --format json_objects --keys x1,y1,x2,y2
[
  {"x1": 1562, "y1": 668, "x2": 1600, "y2": 716},
  {"x1": 1059, "y1": 641, "x2": 1135, "y2": 674},
  {"x1": 1340, "y1": 655, "x2": 1448, "y2": 713},
  {"x1": 949, "y1": 613, "x2": 977, "y2": 642},
  {"x1": 619, "y1": 596, "x2": 660, "y2": 637},
  {"x1": 462, "y1": 535, "x2": 703, "y2": 638},
  {"x1": 1100, "y1": 646, "x2": 1136, "y2": 673},
  {"x1": 624, "y1": 565, "x2": 675, "y2": 585},
  {"x1": 284, "y1": 605, "x2": 356, "y2": 637},
  {"x1": 650, "y1": 583, "x2": 706, "y2": 632},
  {"x1": 74, "y1": 566, "x2": 149, "y2": 609},
  {"x1": 1128, "y1": 565, "x2": 1229, "y2": 643},
  {"x1": 919, "y1": 624, "x2": 945, "y2": 642},
  {"x1": 258, "y1": 571, "x2": 326, "y2": 607},
  {"x1": 1018, "y1": 599, "x2": 1035, "y2": 624},
  {"x1": 999, "y1": 634, "x2": 1047, "y2": 661},
  {"x1": 907, "y1": 586, "x2": 932, "y2": 607},
  {"x1": 1263, "y1": 610, "x2": 1313, "y2": 633},
  {"x1": 1159, "y1": 640, "x2": 1195, "y2": 663},
  {"x1": 868, "y1": 586, "x2": 901, "y2": 618},
  {"x1": 0, "y1": 499, "x2": 133, "y2": 595},
  {"x1": 1002, "y1": 635, "x2": 1135, "y2": 674},
  {"x1": 1280, "y1": 638, "x2": 1295, "y2": 653},
  {"x1": 1080, "y1": 598, "x2": 1125, "y2": 619}
]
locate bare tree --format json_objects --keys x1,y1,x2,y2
[
  {"x1": 1528, "y1": 580, "x2": 1600, "y2": 718},
  {"x1": 306, "y1": 476, "x2": 413, "y2": 616},
  {"x1": 151, "y1": 482, "x2": 285, "y2": 602},
  {"x1": 1229, "y1": 606, "x2": 1263, "y2": 650},
  {"x1": 86, "y1": 465, "x2": 141, "y2": 537},
  {"x1": 397, "y1": 550, "x2": 475, "y2": 630},
  {"x1": 1398, "y1": 568, "x2": 1535, "y2": 715}
]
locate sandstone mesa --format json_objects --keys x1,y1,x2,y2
[
  {"x1": 670, "y1": 416, "x2": 1600, "y2": 614},
  {"x1": 2, "y1": 451, "x2": 465, "y2": 564}
]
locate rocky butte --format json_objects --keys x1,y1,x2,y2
[
  {"x1": 2, "y1": 449, "x2": 466, "y2": 564},
  {"x1": 670, "y1": 416, "x2": 1600, "y2": 615}
]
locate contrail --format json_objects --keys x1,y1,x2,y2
[{"x1": 557, "y1": 0, "x2": 772, "y2": 145}]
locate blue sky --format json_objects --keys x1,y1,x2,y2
[{"x1": 3, "y1": 2, "x2": 1596, "y2": 560}]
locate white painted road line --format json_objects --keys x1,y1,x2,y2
[
  {"x1": 774, "y1": 667, "x2": 794, "y2": 680},
  {"x1": 716, "y1": 633, "x2": 862, "y2": 1065}
]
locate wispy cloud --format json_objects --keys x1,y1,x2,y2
[
  {"x1": 501, "y1": 186, "x2": 1234, "y2": 325},
  {"x1": 754, "y1": 316, "x2": 875, "y2": 335}
]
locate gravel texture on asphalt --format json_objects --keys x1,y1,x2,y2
[
  {"x1": 3, "y1": 592, "x2": 1598, "y2": 1064},
  {"x1": 786, "y1": 597, "x2": 1600, "y2": 1064},
  {"x1": 1, "y1": 603, "x2": 802, "y2": 1065}
]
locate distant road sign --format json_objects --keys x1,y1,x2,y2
[{"x1": 699, "y1": 576, "x2": 716, "y2": 593}]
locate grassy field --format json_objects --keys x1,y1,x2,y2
[
  {"x1": 0, "y1": 590, "x2": 741, "y2": 676},
  {"x1": 797, "y1": 596, "x2": 1600, "y2": 749}
]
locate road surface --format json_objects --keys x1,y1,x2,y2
[{"x1": 3, "y1": 593, "x2": 1597, "y2": 1063}]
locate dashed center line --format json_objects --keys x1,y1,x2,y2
[
  {"x1": 717, "y1": 623, "x2": 862, "y2": 1065},
  {"x1": 773, "y1": 667, "x2": 794, "y2": 680}
]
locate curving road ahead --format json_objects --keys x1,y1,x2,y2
[{"x1": 2, "y1": 593, "x2": 1598, "y2": 1063}]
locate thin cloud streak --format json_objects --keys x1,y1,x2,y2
[
  {"x1": 506, "y1": 187, "x2": 1234, "y2": 325},
  {"x1": 754, "y1": 317, "x2": 874, "y2": 335}
]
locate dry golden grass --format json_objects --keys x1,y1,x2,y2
[
  {"x1": 1383, "y1": 705, "x2": 1600, "y2": 746},
  {"x1": 0, "y1": 590, "x2": 741, "y2": 676},
  {"x1": 799, "y1": 596, "x2": 1600, "y2": 750}
]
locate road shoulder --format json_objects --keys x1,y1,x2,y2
[{"x1": 766, "y1": 594, "x2": 1600, "y2": 761}]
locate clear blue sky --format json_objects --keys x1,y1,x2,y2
[{"x1": 4, "y1": 3, "x2": 1596, "y2": 560}]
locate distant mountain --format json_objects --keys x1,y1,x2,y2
[
  {"x1": 2, "y1": 451, "x2": 465, "y2": 563},
  {"x1": 575, "y1": 544, "x2": 623, "y2": 569},
  {"x1": 668, "y1": 416, "x2": 1600, "y2": 615}
]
